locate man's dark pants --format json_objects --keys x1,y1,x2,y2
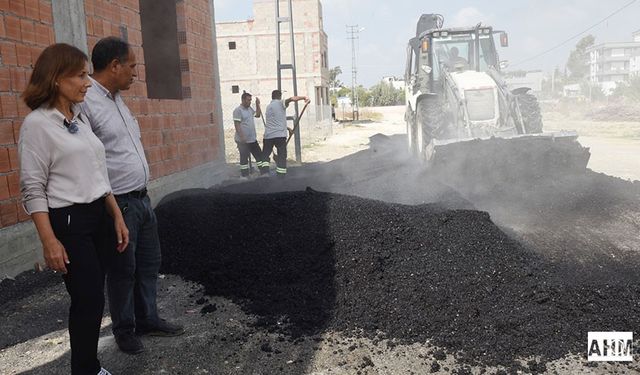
[
  {"x1": 107, "y1": 193, "x2": 161, "y2": 337},
  {"x1": 237, "y1": 141, "x2": 268, "y2": 176},
  {"x1": 262, "y1": 137, "x2": 287, "y2": 176}
]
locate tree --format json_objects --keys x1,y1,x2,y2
[
  {"x1": 351, "y1": 85, "x2": 371, "y2": 108},
  {"x1": 330, "y1": 86, "x2": 351, "y2": 106},
  {"x1": 612, "y1": 76, "x2": 640, "y2": 101},
  {"x1": 369, "y1": 81, "x2": 405, "y2": 106},
  {"x1": 329, "y1": 66, "x2": 343, "y2": 90},
  {"x1": 541, "y1": 66, "x2": 568, "y2": 98},
  {"x1": 580, "y1": 82, "x2": 606, "y2": 102},
  {"x1": 336, "y1": 87, "x2": 351, "y2": 97},
  {"x1": 566, "y1": 35, "x2": 595, "y2": 82}
]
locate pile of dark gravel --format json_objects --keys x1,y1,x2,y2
[
  {"x1": 0, "y1": 270, "x2": 59, "y2": 308},
  {"x1": 156, "y1": 189, "x2": 640, "y2": 369}
]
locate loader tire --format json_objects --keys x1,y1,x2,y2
[
  {"x1": 416, "y1": 97, "x2": 444, "y2": 161},
  {"x1": 517, "y1": 93, "x2": 543, "y2": 134}
]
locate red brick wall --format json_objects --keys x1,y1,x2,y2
[
  {"x1": 0, "y1": 0, "x2": 54, "y2": 227},
  {"x1": 0, "y1": 0, "x2": 223, "y2": 229}
]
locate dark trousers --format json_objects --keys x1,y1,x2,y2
[
  {"x1": 263, "y1": 137, "x2": 287, "y2": 176},
  {"x1": 49, "y1": 197, "x2": 113, "y2": 375},
  {"x1": 236, "y1": 141, "x2": 268, "y2": 176},
  {"x1": 107, "y1": 194, "x2": 161, "y2": 337}
]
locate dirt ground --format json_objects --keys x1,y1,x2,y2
[
  {"x1": 224, "y1": 105, "x2": 640, "y2": 182},
  {"x1": 223, "y1": 106, "x2": 405, "y2": 166},
  {"x1": 2, "y1": 106, "x2": 640, "y2": 375}
]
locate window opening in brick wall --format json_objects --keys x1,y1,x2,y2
[
  {"x1": 232, "y1": 85, "x2": 240, "y2": 94},
  {"x1": 229, "y1": 41, "x2": 236, "y2": 50},
  {"x1": 139, "y1": 0, "x2": 183, "y2": 99}
]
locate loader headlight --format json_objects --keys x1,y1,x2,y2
[{"x1": 421, "y1": 39, "x2": 429, "y2": 53}]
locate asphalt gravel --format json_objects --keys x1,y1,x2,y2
[
  {"x1": 156, "y1": 187, "x2": 640, "y2": 370},
  {"x1": 154, "y1": 134, "x2": 640, "y2": 372}
]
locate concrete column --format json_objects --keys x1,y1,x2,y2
[
  {"x1": 51, "y1": 0, "x2": 89, "y2": 54},
  {"x1": 209, "y1": 0, "x2": 226, "y2": 161}
]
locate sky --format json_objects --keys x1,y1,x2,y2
[{"x1": 214, "y1": 0, "x2": 640, "y2": 87}]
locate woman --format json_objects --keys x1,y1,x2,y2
[{"x1": 19, "y1": 43, "x2": 129, "y2": 375}]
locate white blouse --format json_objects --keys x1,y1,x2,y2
[{"x1": 19, "y1": 105, "x2": 111, "y2": 214}]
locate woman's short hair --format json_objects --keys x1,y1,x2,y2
[{"x1": 22, "y1": 43, "x2": 88, "y2": 110}]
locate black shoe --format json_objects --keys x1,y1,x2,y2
[
  {"x1": 115, "y1": 333, "x2": 145, "y2": 355},
  {"x1": 136, "y1": 319, "x2": 185, "y2": 337}
]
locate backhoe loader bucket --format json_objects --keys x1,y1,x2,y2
[{"x1": 428, "y1": 131, "x2": 591, "y2": 185}]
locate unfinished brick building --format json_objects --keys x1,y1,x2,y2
[{"x1": 0, "y1": 0, "x2": 226, "y2": 277}]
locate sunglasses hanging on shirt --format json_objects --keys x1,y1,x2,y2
[{"x1": 63, "y1": 119, "x2": 79, "y2": 134}]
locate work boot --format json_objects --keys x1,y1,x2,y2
[
  {"x1": 136, "y1": 319, "x2": 185, "y2": 337},
  {"x1": 115, "y1": 332, "x2": 145, "y2": 355},
  {"x1": 259, "y1": 167, "x2": 270, "y2": 176}
]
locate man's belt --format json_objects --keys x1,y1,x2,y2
[{"x1": 115, "y1": 188, "x2": 148, "y2": 199}]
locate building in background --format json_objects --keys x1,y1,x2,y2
[
  {"x1": 0, "y1": 0, "x2": 226, "y2": 278},
  {"x1": 562, "y1": 83, "x2": 582, "y2": 98},
  {"x1": 587, "y1": 31, "x2": 640, "y2": 86},
  {"x1": 216, "y1": 0, "x2": 331, "y2": 142},
  {"x1": 381, "y1": 76, "x2": 405, "y2": 91},
  {"x1": 631, "y1": 29, "x2": 640, "y2": 77}
]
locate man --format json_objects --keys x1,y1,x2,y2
[
  {"x1": 81, "y1": 37, "x2": 184, "y2": 355},
  {"x1": 446, "y1": 46, "x2": 468, "y2": 70},
  {"x1": 234, "y1": 91, "x2": 269, "y2": 176},
  {"x1": 262, "y1": 90, "x2": 309, "y2": 177}
]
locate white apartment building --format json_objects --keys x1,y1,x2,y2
[
  {"x1": 631, "y1": 29, "x2": 640, "y2": 77},
  {"x1": 587, "y1": 31, "x2": 640, "y2": 84}
]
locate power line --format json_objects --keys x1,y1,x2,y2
[{"x1": 512, "y1": 0, "x2": 638, "y2": 67}]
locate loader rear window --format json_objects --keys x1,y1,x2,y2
[{"x1": 465, "y1": 89, "x2": 495, "y2": 121}]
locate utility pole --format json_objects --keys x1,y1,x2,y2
[
  {"x1": 346, "y1": 25, "x2": 361, "y2": 121},
  {"x1": 276, "y1": 0, "x2": 302, "y2": 162}
]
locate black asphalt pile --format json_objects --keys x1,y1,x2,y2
[
  {"x1": 0, "y1": 270, "x2": 67, "y2": 350},
  {"x1": 442, "y1": 157, "x2": 640, "y2": 283},
  {"x1": 0, "y1": 270, "x2": 59, "y2": 308},
  {"x1": 156, "y1": 189, "x2": 640, "y2": 369}
]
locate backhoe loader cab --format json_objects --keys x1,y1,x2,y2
[{"x1": 408, "y1": 26, "x2": 501, "y2": 91}]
